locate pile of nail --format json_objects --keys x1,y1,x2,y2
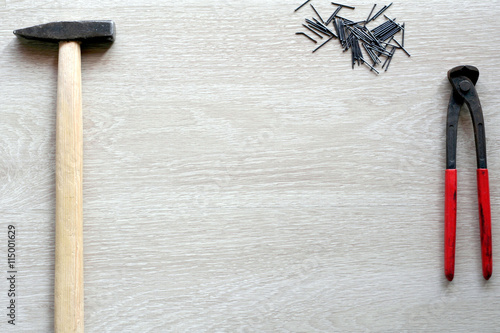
[{"x1": 294, "y1": 1, "x2": 409, "y2": 74}]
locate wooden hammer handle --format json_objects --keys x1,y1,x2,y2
[{"x1": 55, "y1": 41, "x2": 84, "y2": 333}]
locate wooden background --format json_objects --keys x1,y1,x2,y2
[{"x1": 1, "y1": 0, "x2": 500, "y2": 331}]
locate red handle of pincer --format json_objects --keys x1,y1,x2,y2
[
  {"x1": 477, "y1": 169, "x2": 492, "y2": 280},
  {"x1": 445, "y1": 169, "x2": 457, "y2": 281}
]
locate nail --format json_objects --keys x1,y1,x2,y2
[
  {"x1": 294, "y1": 0, "x2": 312, "y2": 12},
  {"x1": 313, "y1": 37, "x2": 334, "y2": 53},
  {"x1": 296, "y1": 32, "x2": 317, "y2": 43},
  {"x1": 310, "y1": 4, "x2": 325, "y2": 24}
]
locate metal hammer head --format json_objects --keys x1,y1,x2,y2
[{"x1": 14, "y1": 20, "x2": 115, "y2": 43}]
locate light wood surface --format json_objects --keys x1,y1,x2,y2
[
  {"x1": 1, "y1": 0, "x2": 500, "y2": 332},
  {"x1": 55, "y1": 41, "x2": 84, "y2": 333}
]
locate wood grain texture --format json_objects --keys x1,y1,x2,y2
[
  {"x1": 1, "y1": 0, "x2": 500, "y2": 332},
  {"x1": 55, "y1": 41, "x2": 84, "y2": 333}
]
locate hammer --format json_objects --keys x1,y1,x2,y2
[{"x1": 14, "y1": 21, "x2": 115, "y2": 332}]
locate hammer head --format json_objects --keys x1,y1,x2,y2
[{"x1": 14, "y1": 20, "x2": 115, "y2": 43}]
